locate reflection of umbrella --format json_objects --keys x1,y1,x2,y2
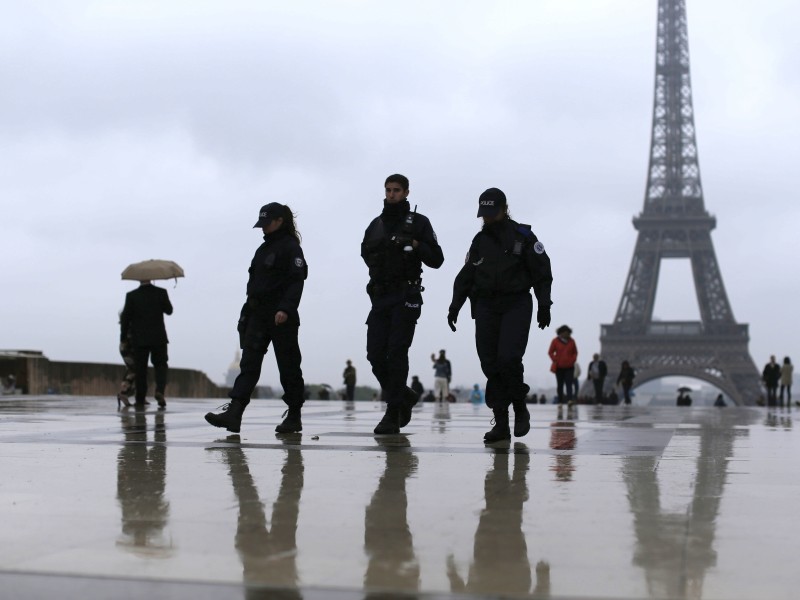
[
  {"x1": 677, "y1": 386, "x2": 692, "y2": 393},
  {"x1": 121, "y1": 260, "x2": 185, "y2": 281}
]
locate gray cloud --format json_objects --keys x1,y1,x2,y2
[{"x1": 1, "y1": 0, "x2": 797, "y2": 393}]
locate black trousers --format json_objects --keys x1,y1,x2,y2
[
  {"x1": 474, "y1": 293, "x2": 532, "y2": 410},
  {"x1": 366, "y1": 290, "x2": 421, "y2": 406},
  {"x1": 554, "y1": 368, "x2": 575, "y2": 404},
  {"x1": 345, "y1": 384, "x2": 355, "y2": 401},
  {"x1": 133, "y1": 344, "x2": 168, "y2": 403},
  {"x1": 231, "y1": 310, "x2": 305, "y2": 408},
  {"x1": 592, "y1": 378, "x2": 605, "y2": 403},
  {"x1": 765, "y1": 384, "x2": 778, "y2": 406}
]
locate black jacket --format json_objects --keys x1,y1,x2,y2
[
  {"x1": 246, "y1": 229, "x2": 308, "y2": 318},
  {"x1": 120, "y1": 284, "x2": 173, "y2": 346},
  {"x1": 762, "y1": 363, "x2": 781, "y2": 386},
  {"x1": 361, "y1": 201, "x2": 444, "y2": 293},
  {"x1": 449, "y1": 218, "x2": 552, "y2": 316}
]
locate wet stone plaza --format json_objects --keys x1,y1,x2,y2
[{"x1": 0, "y1": 396, "x2": 798, "y2": 599}]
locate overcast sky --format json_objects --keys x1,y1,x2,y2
[{"x1": 2, "y1": 0, "x2": 798, "y2": 394}]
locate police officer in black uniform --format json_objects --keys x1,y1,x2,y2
[
  {"x1": 362, "y1": 174, "x2": 444, "y2": 434},
  {"x1": 205, "y1": 202, "x2": 308, "y2": 434},
  {"x1": 448, "y1": 188, "x2": 553, "y2": 443}
]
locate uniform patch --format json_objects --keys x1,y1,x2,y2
[
  {"x1": 294, "y1": 257, "x2": 304, "y2": 267},
  {"x1": 533, "y1": 241, "x2": 545, "y2": 255}
]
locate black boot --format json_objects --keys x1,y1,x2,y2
[
  {"x1": 399, "y1": 387, "x2": 419, "y2": 428},
  {"x1": 275, "y1": 406, "x2": 302, "y2": 433},
  {"x1": 512, "y1": 399, "x2": 531, "y2": 438},
  {"x1": 374, "y1": 403, "x2": 400, "y2": 435},
  {"x1": 484, "y1": 408, "x2": 511, "y2": 443},
  {"x1": 205, "y1": 399, "x2": 247, "y2": 433}
]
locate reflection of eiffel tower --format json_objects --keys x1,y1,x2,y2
[
  {"x1": 622, "y1": 409, "x2": 755, "y2": 597},
  {"x1": 599, "y1": 0, "x2": 761, "y2": 405}
]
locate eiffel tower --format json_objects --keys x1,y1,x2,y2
[{"x1": 599, "y1": 0, "x2": 761, "y2": 406}]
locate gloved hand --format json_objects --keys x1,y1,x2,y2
[
  {"x1": 536, "y1": 306, "x2": 551, "y2": 330},
  {"x1": 237, "y1": 303, "x2": 250, "y2": 349},
  {"x1": 447, "y1": 311, "x2": 458, "y2": 332}
]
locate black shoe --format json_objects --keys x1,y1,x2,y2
[
  {"x1": 484, "y1": 410, "x2": 511, "y2": 443},
  {"x1": 399, "y1": 387, "x2": 419, "y2": 428},
  {"x1": 512, "y1": 400, "x2": 530, "y2": 438},
  {"x1": 205, "y1": 400, "x2": 247, "y2": 433},
  {"x1": 374, "y1": 404, "x2": 400, "y2": 435},
  {"x1": 275, "y1": 407, "x2": 302, "y2": 433},
  {"x1": 155, "y1": 392, "x2": 166, "y2": 408}
]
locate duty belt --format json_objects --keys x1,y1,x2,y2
[{"x1": 369, "y1": 279, "x2": 424, "y2": 297}]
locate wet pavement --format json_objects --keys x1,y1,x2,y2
[{"x1": 0, "y1": 396, "x2": 798, "y2": 599}]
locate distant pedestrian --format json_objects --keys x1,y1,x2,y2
[
  {"x1": 780, "y1": 356, "x2": 793, "y2": 406},
  {"x1": 410, "y1": 375, "x2": 424, "y2": 401},
  {"x1": 120, "y1": 280, "x2": 173, "y2": 408},
  {"x1": 548, "y1": 325, "x2": 577, "y2": 406},
  {"x1": 607, "y1": 388, "x2": 619, "y2": 405},
  {"x1": 343, "y1": 359, "x2": 357, "y2": 401},
  {"x1": 762, "y1": 355, "x2": 781, "y2": 406},
  {"x1": 714, "y1": 394, "x2": 727, "y2": 407},
  {"x1": 431, "y1": 350, "x2": 452, "y2": 401},
  {"x1": 205, "y1": 203, "x2": 308, "y2": 434},
  {"x1": 116, "y1": 332, "x2": 136, "y2": 409},
  {"x1": 470, "y1": 384, "x2": 484, "y2": 405},
  {"x1": 587, "y1": 353, "x2": 608, "y2": 405},
  {"x1": 617, "y1": 360, "x2": 636, "y2": 405}
]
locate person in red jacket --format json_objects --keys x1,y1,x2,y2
[{"x1": 548, "y1": 325, "x2": 578, "y2": 406}]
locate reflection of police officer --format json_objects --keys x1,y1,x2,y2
[
  {"x1": 206, "y1": 203, "x2": 308, "y2": 435},
  {"x1": 212, "y1": 443, "x2": 304, "y2": 600},
  {"x1": 447, "y1": 447, "x2": 551, "y2": 598},
  {"x1": 448, "y1": 188, "x2": 553, "y2": 443},
  {"x1": 364, "y1": 437, "x2": 420, "y2": 596},
  {"x1": 362, "y1": 174, "x2": 444, "y2": 434}
]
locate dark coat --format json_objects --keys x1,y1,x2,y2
[
  {"x1": 449, "y1": 218, "x2": 552, "y2": 317},
  {"x1": 245, "y1": 229, "x2": 308, "y2": 319},
  {"x1": 120, "y1": 284, "x2": 173, "y2": 346},
  {"x1": 361, "y1": 201, "x2": 444, "y2": 294},
  {"x1": 762, "y1": 362, "x2": 781, "y2": 386}
]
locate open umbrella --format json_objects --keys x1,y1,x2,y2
[
  {"x1": 121, "y1": 259, "x2": 185, "y2": 282},
  {"x1": 677, "y1": 386, "x2": 692, "y2": 393}
]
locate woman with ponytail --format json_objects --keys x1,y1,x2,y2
[{"x1": 206, "y1": 202, "x2": 308, "y2": 434}]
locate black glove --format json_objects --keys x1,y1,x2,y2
[
  {"x1": 447, "y1": 311, "x2": 458, "y2": 332},
  {"x1": 237, "y1": 303, "x2": 250, "y2": 348},
  {"x1": 536, "y1": 305, "x2": 551, "y2": 330}
]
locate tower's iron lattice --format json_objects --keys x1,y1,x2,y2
[{"x1": 599, "y1": 0, "x2": 761, "y2": 405}]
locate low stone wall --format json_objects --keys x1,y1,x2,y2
[{"x1": 0, "y1": 351, "x2": 227, "y2": 398}]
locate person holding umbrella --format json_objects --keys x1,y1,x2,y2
[
  {"x1": 205, "y1": 203, "x2": 308, "y2": 434},
  {"x1": 120, "y1": 280, "x2": 174, "y2": 408}
]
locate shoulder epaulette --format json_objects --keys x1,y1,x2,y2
[{"x1": 516, "y1": 223, "x2": 533, "y2": 238}]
